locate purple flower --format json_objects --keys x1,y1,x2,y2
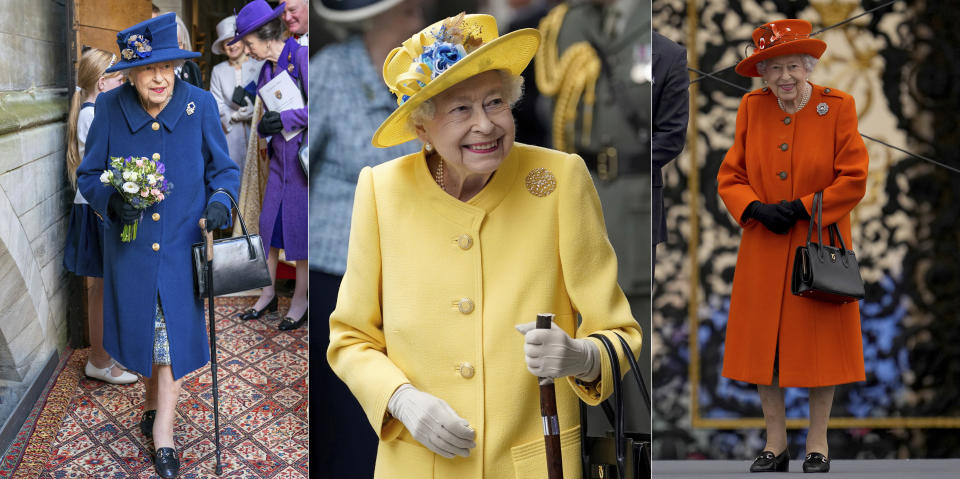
[{"x1": 157, "y1": 162, "x2": 166, "y2": 174}]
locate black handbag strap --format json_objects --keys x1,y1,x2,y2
[
  {"x1": 209, "y1": 188, "x2": 258, "y2": 260},
  {"x1": 588, "y1": 333, "x2": 626, "y2": 479},
  {"x1": 613, "y1": 333, "x2": 651, "y2": 413},
  {"x1": 805, "y1": 192, "x2": 850, "y2": 261}
]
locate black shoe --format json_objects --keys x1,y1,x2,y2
[
  {"x1": 750, "y1": 449, "x2": 789, "y2": 472},
  {"x1": 803, "y1": 452, "x2": 830, "y2": 473},
  {"x1": 238, "y1": 295, "x2": 278, "y2": 321},
  {"x1": 278, "y1": 308, "x2": 308, "y2": 331},
  {"x1": 153, "y1": 447, "x2": 180, "y2": 478},
  {"x1": 139, "y1": 410, "x2": 156, "y2": 438}
]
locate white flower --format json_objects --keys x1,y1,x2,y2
[
  {"x1": 100, "y1": 171, "x2": 113, "y2": 184},
  {"x1": 147, "y1": 174, "x2": 157, "y2": 185},
  {"x1": 129, "y1": 172, "x2": 140, "y2": 181},
  {"x1": 122, "y1": 171, "x2": 133, "y2": 181},
  {"x1": 122, "y1": 182, "x2": 139, "y2": 194}
]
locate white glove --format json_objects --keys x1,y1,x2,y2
[
  {"x1": 387, "y1": 383, "x2": 476, "y2": 458},
  {"x1": 230, "y1": 97, "x2": 255, "y2": 122},
  {"x1": 516, "y1": 321, "x2": 601, "y2": 381}
]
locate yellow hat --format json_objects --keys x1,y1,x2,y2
[{"x1": 372, "y1": 13, "x2": 541, "y2": 148}]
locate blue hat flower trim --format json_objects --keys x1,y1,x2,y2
[
  {"x1": 394, "y1": 13, "x2": 484, "y2": 105},
  {"x1": 120, "y1": 30, "x2": 153, "y2": 61}
]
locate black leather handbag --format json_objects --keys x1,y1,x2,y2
[
  {"x1": 581, "y1": 333, "x2": 651, "y2": 479},
  {"x1": 192, "y1": 189, "x2": 272, "y2": 297},
  {"x1": 790, "y1": 191, "x2": 865, "y2": 303}
]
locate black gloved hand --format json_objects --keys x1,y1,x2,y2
[
  {"x1": 231, "y1": 86, "x2": 252, "y2": 107},
  {"x1": 777, "y1": 199, "x2": 810, "y2": 221},
  {"x1": 257, "y1": 110, "x2": 283, "y2": 136},
  {"x1": 744, "y1": 201, "x2": 795, "y2": 234},
  {"x1": 108, "y1": 193, "x2": 140, "y2": 224},
  {"x1": 202, "y1": 202, "x2": 230, "y2": 232}
]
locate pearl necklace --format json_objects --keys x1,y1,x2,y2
[
  {"x1": 433, "y1": 156, "x2": 445, "y2": 192},
  {"x1": 777, "y1": 82, "x2": 811, "y2": 114}
]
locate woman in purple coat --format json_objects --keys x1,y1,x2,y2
[{"x1": 232, "y1": 0, "x2": 308, "y2": 330}]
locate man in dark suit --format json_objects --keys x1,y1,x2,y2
[{"x1": 652, "y1": 31, "x2": 689, "y2": 276}]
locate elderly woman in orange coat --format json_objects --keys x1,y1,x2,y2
[{"x1": 717, "y1": 20, "x2": 868, "y2": 473}]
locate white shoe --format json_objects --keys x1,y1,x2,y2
[{"x1": 85, "y1": 359, "x2": 138, "y2": 384}]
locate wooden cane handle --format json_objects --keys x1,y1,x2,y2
[{"x1": 198, "y1": 219, "x2": 213, "y2": 260}]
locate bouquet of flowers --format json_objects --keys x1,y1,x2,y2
[{"x1": 99, "y1": 155, "x2": 173, "y2": 242}]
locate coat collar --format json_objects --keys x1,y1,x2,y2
[
  {"x1": 277, "y1": 37, "x2": 303, "y2": 82},
  {"x1": 117, "y1": 77, "x2": 191, "y2": 133}
]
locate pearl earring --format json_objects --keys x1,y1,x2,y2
[{"x1": 424, "y1": 143, "x2": 433, "y2": 152}]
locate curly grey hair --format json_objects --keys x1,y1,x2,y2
[
  {"x1": 756, "y1": 54, "x2": 818, "y2": 76},
  {"x1": 407, "y1": 70, "x2": 525, "y2": 134}
]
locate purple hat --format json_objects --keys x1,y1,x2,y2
[
  {"x1": 105, "y1": 12, "x2": 200, "y2": 73},
  {"x1": 229, "y1": 0, "x2": 286, "y2": 45}
]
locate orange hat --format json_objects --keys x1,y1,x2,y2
[{"x1": 735, "y1": 19, "x2": 826, "y2": 77}]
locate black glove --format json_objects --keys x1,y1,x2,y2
[
  {"x1": 777, "y1": 199, "x2": 810, "y2": 221},
  {"x1": 743, "y1": 201, "x2": 795, "y2": 234},
  {"x1": 202, "y1": 202, "x2": 230, "y2": 232},
  {"x1": 108, "y1": 193, "x2": 140, "y2": 224},
  {"x1": 231, "y1": 86, "x2": 253, "y2": 107},
  {"x1": 257, "y1": 110, "x2": 283, "y2": 136}
]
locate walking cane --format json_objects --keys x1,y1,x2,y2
[
  {"x1": 199, "y1": 219, "x2": 223, "y2": 475},
  {"x1": 537, "y1": 313, "x2": 564, "y2": 479}
]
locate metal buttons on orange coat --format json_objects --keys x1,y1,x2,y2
[
  {"x1": 458, "y1": 362, "x2": 475, "y2": 379},
  {"x1": 780, "y1": 143, "x2": 788, "y2": 151},
  {"x1": 778, "y1": 171, "x2": 788, "y2": 180},
  {"x1": 783, "y1": 116, "x2": 791, "y2": 125}
]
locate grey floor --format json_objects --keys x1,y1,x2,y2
[{"x1": 654, "y1": 459, "x2": 960, "y2": 478}]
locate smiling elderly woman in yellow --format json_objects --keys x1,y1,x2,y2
[{"x1": 326, "y1": 13, "x2": 642, "y2": 479}]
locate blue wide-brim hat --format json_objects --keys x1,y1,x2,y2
[
  {"x1": 105, "y1": 12, "x2": 200, "y2": 73},
  {"x1": 229, "y1": 0, "x2": 286, "y2": 46}
]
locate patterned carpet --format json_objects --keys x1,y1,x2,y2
[{"x1": 5, "y1": 296, "x2": 308, "y2": 478}]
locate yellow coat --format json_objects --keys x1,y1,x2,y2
[{"x1": 328, "y1": 143, "x2": 642, "y2": 479}]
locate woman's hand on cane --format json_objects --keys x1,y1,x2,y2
[
  {"x1": 387, "y1": 384, "x2": 476, "y2": 458},
  {"x1": 202, "y1": 202, "x2": 230, "y2": 232},
  {"x1": 516, "y1": 322, "x2": 600, "y2": 381}
]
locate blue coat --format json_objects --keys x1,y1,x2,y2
[{"x1": 77, "y1": 79, "x2": 240, "y2": 380}]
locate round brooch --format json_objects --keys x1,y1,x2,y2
[
  {"x1": 525, "y1": 168, "x2": 556, "y2": 197},
  {"x1": 816, "y1": 102, "x2": 829, "y2": 116}
]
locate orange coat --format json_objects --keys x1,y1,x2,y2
[{"x1": 717, "y1": 84, "x2": 868, "y2": 387}]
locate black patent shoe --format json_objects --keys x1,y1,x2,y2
[
  {"x1": 139, "y1": 410, "x2": 156, "y2": 438},
  {"x1": 238, "y1": 295, "x2": 278, "y2": 321},
  {"x1": 153, "y1": 447, "x2": 180, "y2": 478},
  {"x1": 803, "y1": 452, "x2": 830, "y2": 473},
  {"x1": 278, "y1": 308, "x2": 308, "y2": 331},
  {"x1": 750, "y1": 449, "x2": 790, "y2": 472}
]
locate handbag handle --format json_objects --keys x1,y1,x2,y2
[
  {"x1": 209, "y1": 188, "x2": 258, "y2": 260},
  {"x1": 804, "y1": 192, "x2": 851, "y2": 263},
  {"x1": 588, "y1": 333, "x2": 626, "y2": 479},
  {"x1": 613, "y1": 333, "x2": 651, "y2": 413}
]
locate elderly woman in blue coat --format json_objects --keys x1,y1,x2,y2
[
  {"x1": 232, "y1": 0, "x2": 309, "y2": 330},
  {"x1": 76, "y1": 13, "x2": 240, "y2": 479}
]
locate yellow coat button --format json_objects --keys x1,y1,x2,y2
[
  {"x1": 459, "y1": 362, "x2": 475, "y2": 379},
  {"x1": 151, "y1": 122, "x2": 160, "y2": 131},
  {"x1": 458, "y1": 298, "x2": 474, "y2": 314},
  {"x1": 457, "y1": 234, "x2": 473, "y2": 250},
  {"x1": 780, "y1": 143, "x2": 788, "y2": 151},
  {"x1": 152, "y1": 213, "x2": 160, "y2": 221},
  {"x1": 152, "y1": 153, "x2": 161, "y2": 161},
  {"x1": 152, "y1": 243, "x2": 160, "y2": 251}
]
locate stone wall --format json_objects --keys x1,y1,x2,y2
[{"x1": 0, "y1": 0, "x2": 70, "y2": 442}]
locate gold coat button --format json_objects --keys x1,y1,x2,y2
[
  {"x1": 457, "y1": 234, "x2": 473, "y2": 250},
  {"x1": 151, "y1": 122, "x2": 160, "y2": 131},
  {"x1": 779, "y1": 143, "x2": 788, "y2": 151},
  {"x1": 778, "y1": 171, "x2": 788, "y2": 180},
  {"x1": 783, "y1": 116, "x2": 791, "y2": 125},
  {"x1": 152, "y1": 213, "x2": 160, "y2": 221},
  {"x1": 458, "y1": 362, "x2": 475, "y2": 379},
  {"x1": 152, "y1": 243, "x2": 160, "y2": 251},
  {"x1": 458, "y1": 298, "x2": 474, "y2": 314},
  {"x1": 152, "y1": 153, "x2": 161, "y2": 161}
]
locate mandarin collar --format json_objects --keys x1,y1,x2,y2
[
  {"x1": 414, "y1": 144, "x2": 521, "y2": 218},
  {"x1": 118, "y1": 77, "x2": 190, "y2": 133}
]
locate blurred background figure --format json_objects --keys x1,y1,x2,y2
[
  {"x1": 233, "y1": 0, "x2": 309, "y2": 331},
  {"x1": 284, "y1": 0, "x2": 310, "y2": 45},
  {"x1": 308, "y1": 0, "x2": 424, "y2": 476},
  {"x1": 173, "y1": 14, "x2": 202, "y2": 87},
  {"x1": 209, "y1": 15, "x2": 264, "y2": 175},
  {"x1": 64, "y1": 47, "x2": 138, "y2": 387}
]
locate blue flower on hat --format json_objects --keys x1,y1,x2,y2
[
  {"x1": 121, "y1": 32, "x2": 153, "y2": 61},
  {"x1": 420, "y1": 42, "x2": 467, "y2": 79}
]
